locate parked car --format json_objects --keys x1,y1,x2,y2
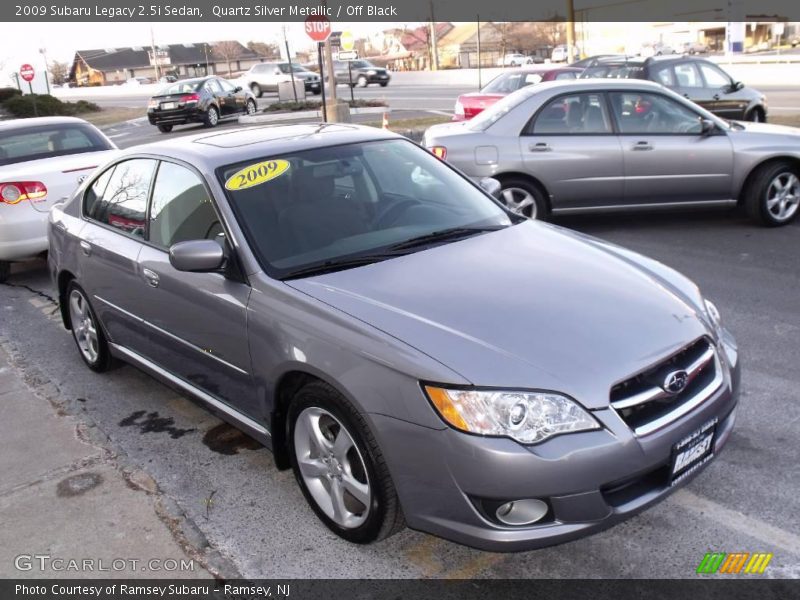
[
  {"x1": 580, "y1": 55, "x2": 768, "y2": 122},
  {"x1": 453, "y1": 67, "x2": 582, "y2": 121},
  {"x1": 0, "y1": 117, "x2": 117, "y2": 282},
  {"x1": 332, "y1": 60, "x2": 391, "y2": 87},
  {"x1": 158, "y1": 75, "x2": 178, "y2": 84},
  {"x1": 48, "y1": 123, "x2": 739, "y2": 551},
  {"x1": 551, "y1": 45, "x2": 580, "y2": 63},
  {"x1": 147, "y1": 76, "x2": 257, "y2": 133},
  {"x1": 641, "y1": 43, "x2": 677, "y2": 57},
  {"x1": 243, "y1": 62, "x2": 321, "y2": 97},
  {"x1": 496, "y1": 53, "x2": 530, "y2": 67},
  {"x1": 569, "y1": 54, "x2": 621, "y2": 69},
  {"x1": 125, "y1": 77, "x2": 153, "y2": 86},
  {"x1": 682, "y1": 41, "x2": 709, "y2": 55},
  {"x1": 424, "y1": 79, "x2": 799, "y2": 226}
]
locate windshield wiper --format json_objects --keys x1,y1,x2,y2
[
  {"x1": 280, "y1": 253, "x2": 400, "y2": 280},
  {"x1": 386, "y1": 225, "x2": 507, "y2": 252}
]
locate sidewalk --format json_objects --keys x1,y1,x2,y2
[{"x1": 0, "y1": 342, "x2": 227, "y2": 579}]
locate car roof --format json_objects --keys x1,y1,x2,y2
[
  {"x1": 119, "y1": 123, "x2": 402, "y2": 168},
  {"x1": 510, "y1": 66, "x2": 582, "y2": 74},
  {"x1": 517, "y1": 78, "x2": 667, "y2": 96},
  {"x1": 0, "y1": 116, "x2": 93, "y2": 132}
]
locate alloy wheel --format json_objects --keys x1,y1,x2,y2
[
  {"x1": 293, "y1": 407, "x2": 371, "y2": 529},
  {"x1": 501, "y1": 187, "x2": 538, "y2": 219},
  {"x1": 246, "y1": 100, "x2": 257, "y2": 115},
  {"x1": 765, "y1": 172, "x2": 800, "y2": 222},
  {"x1": 69, "y1": 289, "x2": 99, "y2": 364}
]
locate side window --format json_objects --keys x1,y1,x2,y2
[
  {"x1": 84, "y1": 167, "x2": 115, "y2": 219},
  {"x1": 653, "y1": 65, "x2": 676, "y2": 87},
  {"x1": 698, "y1": 63, "x2": 732, "y2": 88},
  {"x1": 529, "y1": 93, "x2": 612, "y2": 134},
  {"x1": 149, "y1": 162, "x2": 220, "y2": 249},
  {"x1": 609, "y1": 92, "x2": 702, "y2": 134},
  {"x1": 205, "y1": 79, "x2": 222, "y2": 94},
  {"x1": 88, "y1": 159, "x2": 156, "y2": 238},
  {"x1": 554, "y1": 71, "x2": 577, "y2": 80},
  {"x1": 218, "y1": 79, "x2": 237, "y2": 92},
  {"x1": 673, "y1": 63, "x2": 702, "y2": 88}
]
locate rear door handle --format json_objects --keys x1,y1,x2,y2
[
  {"x1": 529, "y1": 142, "x2": 551, "y2": 152},
  {"x1": 79, "y1": 241, "x2": 92, "y2": 256},
  {"x1": 142, "y1": 268, "x2": 160, "y2": 288},
  {"x1": 632, "y1": 141, "x2": 653, "y2": 151}
]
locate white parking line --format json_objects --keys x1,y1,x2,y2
[
  {"x1": 672, "y1": 489, "x2": 800, "y2": 555},
  {"x1": 108, "y1": 132, "x2": 131, "y2": 139}
]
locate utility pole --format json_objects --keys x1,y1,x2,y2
[
  {"x1": 566, "y1": 0, "x2": 576, "y2": 63},
  {"x1": 150, "y1": 27, "x2": 162, "y2": 80},
  {"x1": 476, "y1": 16, "x2": 482, "y2": 88},
  {"x1": 39, "y1": 48, "x2": 51, "y2": 94},
  {"x1": 429, "y1": 1, "x2": 439, "y2": 70},
  {"x1": 283, "y1": 25, "x2": 298, "y2": 102}
]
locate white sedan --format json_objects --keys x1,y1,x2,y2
[{"x1": 0, "y1": 117, "x2": 118, "y2": 282}]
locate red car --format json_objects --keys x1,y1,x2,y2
[{"x1": 453, "y1": 67, "x2": 583, "y2": 121}]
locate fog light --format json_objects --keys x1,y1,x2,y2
[{"x1": 495, "y1": 499, "x2": 549, "y2": 526}]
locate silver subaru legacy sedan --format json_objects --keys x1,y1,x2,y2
[
  {"x1": 424, "y1": 79, "x2": 800, "y2": 226},
  {"x1": 49, "y1": 124, "x2": 739, "y2": 551}
]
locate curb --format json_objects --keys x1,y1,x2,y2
[{"x1": 240, "y1": 106, "x2": 389, "y2": 124}]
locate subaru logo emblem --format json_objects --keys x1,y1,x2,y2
[{"x1": 663, "y1": 370, "x2": 689, "y2": 395}]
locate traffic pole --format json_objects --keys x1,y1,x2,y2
[
  {"x1": 318, "y1": 42, "x2": 327, "y2": 122},
  {"x1": 348, "y1": 61, "x2": 354, "y2": 103},
  {"x1": 29, "y1": 81, "x2": 38, "y2": 117}
]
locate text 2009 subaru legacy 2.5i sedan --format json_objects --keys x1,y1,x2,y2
[{"x1": 48, "y1": 124, "x2": 739, "y2": 551}]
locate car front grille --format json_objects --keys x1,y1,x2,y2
[{"x1": 610, "y1": 338, "x2": 723, "y2": 436}]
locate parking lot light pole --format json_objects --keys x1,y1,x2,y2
[{"x1": 566, "y1": 0, "x2": 576, "y2": 63}]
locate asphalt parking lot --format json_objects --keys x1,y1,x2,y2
[{"x1": 1, "y1": 208, "x2": 798, "y2": 579}]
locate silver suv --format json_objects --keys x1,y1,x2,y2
[
  {"x1": 243, "y1": 62, "x2": 321, "y2": 97},
  {"x1": 49, "y1": 124, "x2": 739, "y2": 551}
]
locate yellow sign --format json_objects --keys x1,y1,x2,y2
[
  {"x1": 225, "y1": 160, "x2": 290, "y2": 191},
  {"x1": 340, "y1": 31, "x2": 355, "y2": 52}
]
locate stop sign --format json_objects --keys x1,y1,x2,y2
[
  {"x1": 19, "y1": 64, "x2": 35, "y2": 82},
  {"x1": 304, "y1": 15, "x2": 331, "y2": 43}
]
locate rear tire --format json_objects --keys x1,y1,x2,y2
[
  {"x1": 497, "y1": 177, "x2": 548, "y2": 220},
  {"x1": 250, "y1": 83, "x2": 262, "y2": 98},
  {"x1": 746, "y1": 107, "x2": 765, "y2": 123},
  {"x1": 66, "y1": 282, "x2": 115, "y2": 372},
  {"x1": 288, "y1": 381, "x2": 404, "y2": 544},
  {"x1": 379, "y1": 82, "x2": 389, "y2": 87},
  {"x1": 0, "y1": 261, "x2": 9, "y2": 283},
  {"x1": 357, "y1": 75, "x2": 368, "y2": 88},
  {"x1": 157, "y1": 124, "x2": 173, "y2": 133},
  {"x1": 245, "y1": 99, "x2": 257, "y2": 115},
  {"x1": 204, "y1": 105, "x2": 219, "y2": 128},
  {"x1": 744, "y1": 161, "x2": 800, "y2": 226}
]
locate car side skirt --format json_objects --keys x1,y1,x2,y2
[{"x1": 552, "y1": 199, "x2": 737, "y2": 215}]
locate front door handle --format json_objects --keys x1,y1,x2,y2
[
  {"x1": 529, "y1": 142, "x2": 551, "y2": 152},
  {"x1": 79, "y1": 241, "x2": 92, "y2": 256},
  {"x1": 713, "y1": 94, "x2": 720, "y2": 100},
  {"x1": 632, "y1": 141, "x2": 653, "y2": 151},
  {"x1": 142, "y1": 268, "x2": 160, "y2": 288}
]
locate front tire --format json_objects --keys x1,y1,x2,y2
[
  {"x1": 204, "y1": 105, "x2": 219, "y2": 128},
  {"x1": 746, "y1": 107, "x2": 765, "y2": 123},
  {"x1": 245, "y1": 98, "x2": 257, "y2": 115},
  {"x1": 66, "y1": 282, "x2": 115, "y2": 372},
  {"x1": 157, "y1": 124, "x2": 173, "y2": 133},
  {"x1": 379, "y1": 82, "x2": 388, "y2": 87},
  {"x1": 250, "y1": 83, "x2": 262, "y2": 98},
  {"x1": 498, "y1": 177, "x2": 548, "y2": 220},
  {"x1": 288, "y1": 381, "x2": 404, "y2": 544},
  {"x1": 744, "y1": 161, "x2": 800, "y2": 226}
]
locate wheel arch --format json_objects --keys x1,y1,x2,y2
[
  {"x1": 738, "y1": 156, "x2": 800, "y2": 205},
  {"x1": 57, "y1": 270, "x2": 76, "y2": 329},
  {"x1": 493, "y1": 171, "x2": 552, "y2": 211}
]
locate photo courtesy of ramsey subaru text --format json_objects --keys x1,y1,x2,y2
[{"x1": 49, "y1": 124, "x2": 739, "y2": 551}]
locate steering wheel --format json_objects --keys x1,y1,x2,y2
[{"x1": 372, "y1": 199, "x2": 421, "y2": 228}]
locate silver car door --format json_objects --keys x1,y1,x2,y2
[
  {"x1": 519, "y1": 91, "x2": 624, "y2": 211},
  {"x1": 79, "y1": 159, "x2": 156, "y2": 355},
  {"x1": 608, "y1": 91, "x2": 735, "y2": 206},
  {"x1": 135, "y1": 160, "x2": 257, "y2": 417}
]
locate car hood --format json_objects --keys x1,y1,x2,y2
[
  {"x1": 286, "y1": 222, "x2": 710, "y2": 409},
  {"x1": 731, "y1": 121, "x2": 800, "y2": 137}
]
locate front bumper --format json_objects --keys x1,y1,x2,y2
[{"x1": 373, "y1": 332, "x2": 740, "y2": 552}]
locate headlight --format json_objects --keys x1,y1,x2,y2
[
  {"x1": 147, "y1": 99, "x2": 158, "y2": 109},
  {"x1": 424, "y1": 386, "x2": 600, "y2": 444},
  {"x1": 367, "y1": 70, "x2": 377, "y2": 75},
  {"x1": 704, "y1": 299, "x2": 722, "y2": 330}
]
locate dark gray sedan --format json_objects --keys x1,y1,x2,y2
[
  {"x1": 48, "y1": 124, "x2": 739, "y2": 551},
  {"x1": 424, "y1": 79, "x2": 800, "y2": 226}
]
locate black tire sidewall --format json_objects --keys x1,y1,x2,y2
[
  {"x1": 246, "y1": 99, "x2": 256, "y2": 114},
  {"x1": 205, "y1": 106, "x2": 219, "y2": 127},
  {"x1": 157, "y1": 124, "x2": 173, "y2": 133},
  {"x1": 66, "y1": 282, "x2": 112, "y2": 372},
  {"x1": 748, "y1": 162, "x2": 799, "y2": 227},
  {"x1": 499, "y1": 177, "x2": 548, "y2": 220},
  {"x1": 287, "y1": 383, "x2": 387, "y2": 544}
]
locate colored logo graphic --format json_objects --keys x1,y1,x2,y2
[{"x1": 696, "y1": 552, "x2": 773, "y2": 574}]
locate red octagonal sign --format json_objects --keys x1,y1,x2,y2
[
  {"x1": 304, "y1": 15, "x2": 331, "y2": 43},
  {"x1": 20, "y1": 63, "x2": 35, "y2": 82}
]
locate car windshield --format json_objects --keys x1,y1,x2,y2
[
  {"x1": 468, "y1": 86, "x2": 537, "y2": 131},
  {"x1": 161, "y1": 81, "x2": 202, "y2": 94},
  {"x1": 278, "y1": 63, "x2": 309, "y2": 73},
  {"x1": 0, "y1": 123, "x2": 113, "y2": 167},
  {"x1": 581, "y1": 64, "x2": 644, "y2": 79},
  {"x1": 219, "y1": 139, "x2": 512, "y2": 279},
  {"x1": 483, "y1": 71, "x2": 544, "y2": 94}
]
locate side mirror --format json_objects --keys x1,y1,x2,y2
[
  {"x1": 733, "y1": 81, "x2": 745, "y2": 91},
  {"x1": 699, "y1": 118, "x2": 716, "y2": 136},
  {"x1": 169, "y1": 240, "x2": 225, "y2": 273},
  {"x1": 234, "y1": 86, "x2": 243, "y2": 93},
  {"x1": 479, "y1": 177, "x2": 503, "y2": 199},
  {"x1": 274, "y1": 68, "x2": 282, "y2": 75}
]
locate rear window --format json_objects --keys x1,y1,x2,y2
[
  {"x1": 581, "y1": 65, "x2": 644, "y2": 79},
  {"x1": 0, "y1": 123, "x2": 113, "y2": 167},
  {"x1": 161, "y1": 81, "x2": 202, "y2": 95}
]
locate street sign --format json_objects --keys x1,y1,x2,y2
[
  {"x1": 19, "y1": 64, "x2": 35, "y2": 82},
  {"x1": 304, "y1": 15, "x2": 331, "y2": 43},
  {"x1": 340, "y1": 31, "x2": 355, "y2": 52},
  {"x1": 338, "y1": 50, "x2": 359, "y2": 61}
]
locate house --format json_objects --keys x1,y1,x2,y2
[
  {"x1": 436, "y1": 23, "x2": 504, "y2": 68},
  {"x1": 69, "y1": 41, "x2": 261, "y2": 86}
]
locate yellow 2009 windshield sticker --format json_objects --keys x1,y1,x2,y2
[{"x1": 225, "y1": 160, "x2": 290, "y2": 191}]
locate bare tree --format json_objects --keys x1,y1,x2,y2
[
  {"x1": 246, "y1": 41, "x2": 280, "y2": 59},
  {"x1": 402, "y1": 24, "x2": 433, "y2": 68},
  {"x1": 49, "y1": 61, "x2": 69, "y2": 85},
  {"x1": 212, "y1": 41, "x2": 244, "y2": 76}
]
